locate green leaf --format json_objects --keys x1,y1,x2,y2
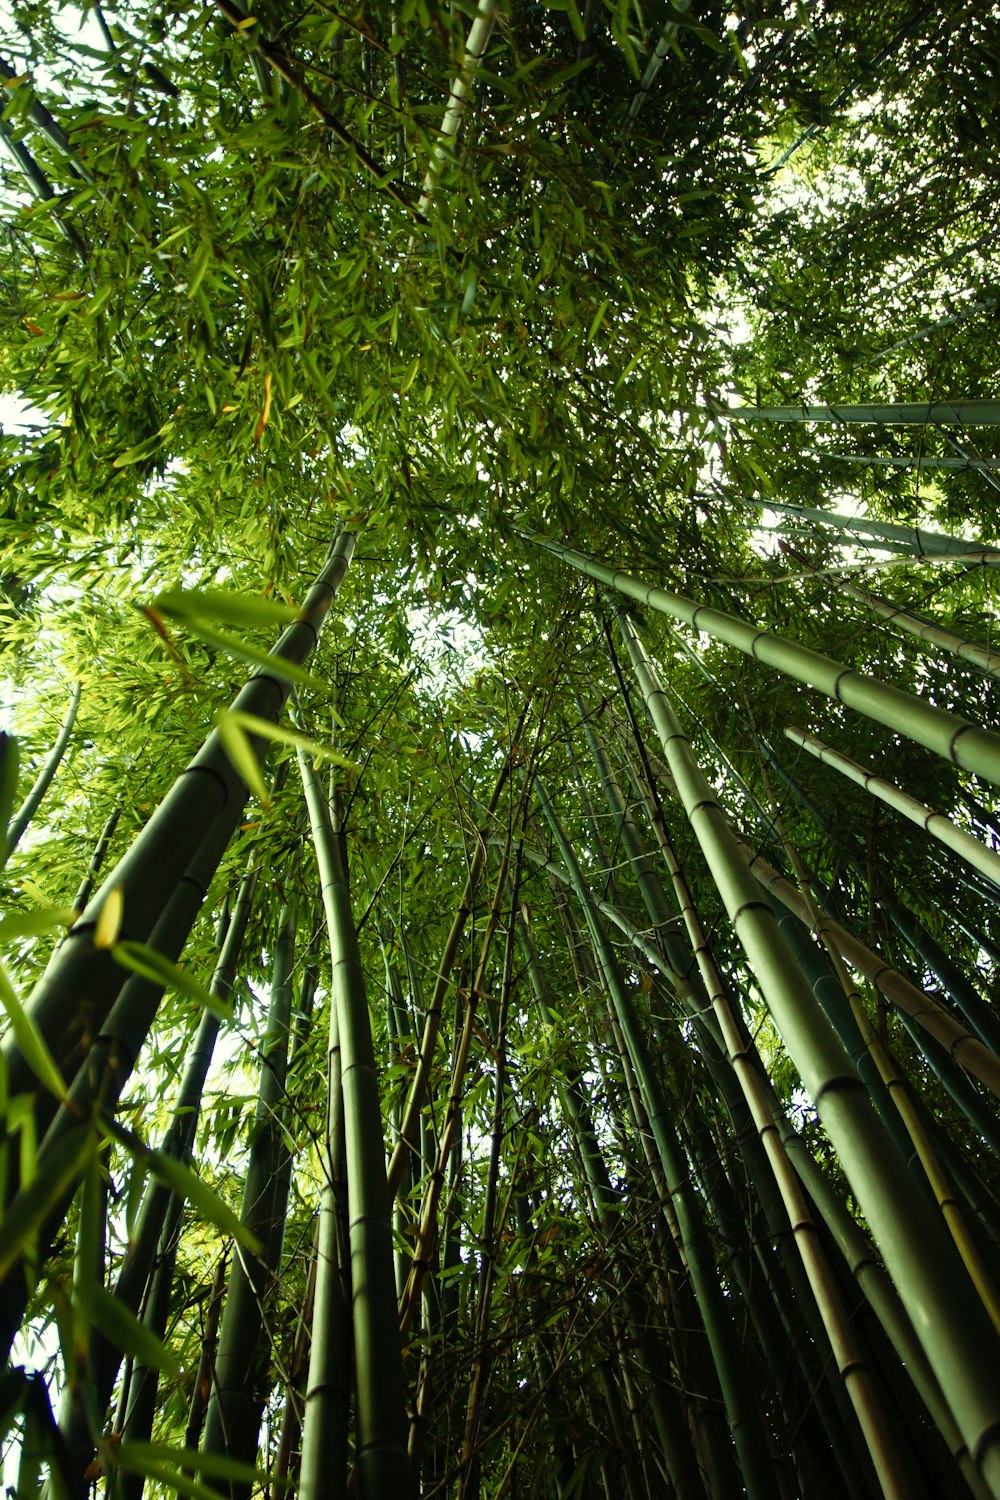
[
  {"x1": 0, "y1": 958, "x2": 68, "y2": 1100},
  {"x1": 84, "y1": 1284, "x2": 182, "y2": 1377},
  {"x1": 146, "y1": 1151, "x2": 261, "y2": 1252},
  {"x1": 153, "y1": 587, "x2": 303, "y2": 630},
  {"x1": 0, "y1": 906, "x2": 77, "y2": 943},
  {"x1": 0, "y1": 1127, "x2": 93, "y2": 1282},
  {"x1": 111, "y1": 942, "x2": 232, "y2": 1021},
  {"x1": 226, "y1": 711, "x2": 356, "y2": 769},
  {"x1": 216, "y1": 710, "x2": 270, "y2": 807},
  {"x1": 175, "y1": 618, "x2": 329, "y2": 695}
]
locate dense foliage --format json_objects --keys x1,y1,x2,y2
[{"x1": 3, "y1": 1, "x2": 1000, "y2": 1497}]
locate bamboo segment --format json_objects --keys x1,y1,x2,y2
[
  {"x1": 785, "y1": 725, "x2": 1000, "y2": 889},
  {"x1": 521, "y1": 527, "x2": 1000, "y2": 786},
  {"x1": 754, "y1": 499, "x2": 1000, "y2": 562},
  {"x1": 613, "y1": 601, "x2": 1000, "y2": 1498}
]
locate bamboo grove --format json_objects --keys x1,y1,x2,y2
[{"x1": 3, "y1": 0, "x2": 1000, "y2": 1496}]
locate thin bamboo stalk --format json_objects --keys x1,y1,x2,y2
[
  {"x1": 200, "y1": 901, "x2": 297, "y2": 1495},
  {"x1": 5, "y1": 682, "x2": 81, "y2": 858},
  {"x1": 298, "y1": 749, "x2": 411, "y2": 1498},
  {"x1": 781, "y1": 541, "x2": 1000, "y2": 679},
  {"x1": 722, "y1": 401, "x2": 1000, "y2": 425}
]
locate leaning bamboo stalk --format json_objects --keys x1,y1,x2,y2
[
  {"x1": 753, "y1": 498, "x2": 1000, "y2": 563},
  {"x1": 416, "y1": 0, "x2": 497, "y2": 219},
  {"x1": 5, "y1": 682, "x2": 81, "y2": 859},
  {"x1": 781, "y1": 541, "x2": 1000, "y2": 679},
  {"x1": 721, "y1": 400, "x2": 1000, "y2": 425},
  {"x1": 786, "y1": 725, "x2": 1000, "y2": 889},
  {"x1": 614, "y1": 600, "x2": 1000, "y2": 1495},
  {"x1": 298, "y1": 748, "x2": 410, "y2": 1498},
  {"x1": 520, "y1": 526, "x2": 1000, "y2": 785},
  {"x1": 739, "y1": 844, "x2": 1000, "y2": 1097},
  {"x1": 3, "y1": 531, "x2": 355, "y2": 1103}
]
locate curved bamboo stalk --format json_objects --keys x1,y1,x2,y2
[
  {"x1": 613, "y1": 600, "x2": 1000, "y2": 1497},
  {"x1": 786, "y1": 725, "x2": 1000, "y2": 889},
  {"x1": 416, "y1": 0, "x2": 497, "y2": 219},
  {"x1": 520, "y1": 527, "x2": 1000, "y2": 784},
  {"x1": 5, "y1": 682, "x2": 81, "y2": 860}
]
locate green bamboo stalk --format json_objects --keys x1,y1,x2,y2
[
  {"x1": 880, "y1": 899, "x2": 1000, "y2": 1061},
  {"x1": 820, "y1": 452, "x2": 999, "y2": 471},
  {"x1": 537, "y1": 777, "x2": 777, "y2": 1500},
  {"x1": 200, "y1": 901, "x2": 297, "y2": 1496},
  {"x1": 5, "y1": 682, "x2": 81, "y2": 859},
  {"x1": 781, "y1": 542, "x2": 1000, "y2": 679},
  {"x1": 298, "y1": 748, "x2": 411, "y2": 1499},
  {"x1": 520, "y1": 527, "x2": 1000, "y2": 785},
  {"x1": 740, "y1": 840, "x2": 1000, "y2": 1098},
  {"x1": 70, "y1": 807, "x2": 121, "y2": 914},
  {"x1": 55, "y1": 862, "x2": 258, "y2": 1482},
  {"x1": 787, "y1": 725, "x2": 1000, "y2": 889},
  {"x1": 3, "y1": 530, "x2": 354, "y2": 1105},
  {"x1": 721, "y1": 401, "x2": 1000, "y2": 425},
  {"x1": 386, "y1": 736, "x2": 520, "y2": 1202},
  {"x1": 613, "y1": 601, "x2": 1000, "y2": 1495},
  {"x1": 755, "y1": 499, "x2": 1000, "y2": 564}
]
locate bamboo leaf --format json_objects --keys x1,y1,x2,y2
[
  {"x1": 0, "y1": 906, "x2": 76, "y2": 943},
  {"x1": 93, "y1": 886, "x2": 124, "y2": 949},
  {"x1": 0, "y1": 958, "x2": 68, "y2": 1100},
  {"x1": 111, "y1": 941, "x2": 233, "y2": 1021},
  {"x1": 146, "y1": 1150, "x2": 261, "y2": 1252},
  {"x1": 84, "y1": 1284, "x2": 182, "y2": 1377},
  {"x1": 216, "y1": 709, "x2": 270, "y2": 808},
  {"x1": 177, "y1": 618, "x2": 328, "y2": 695},
  {"x1": 227, "y1": 711, "x2": 356, "y2": 769},
  {"x1": 152, "y1": 587, "x2": 303, "y2": 630}
]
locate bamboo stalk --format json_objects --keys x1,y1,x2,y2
[
  {"x1": 613, "y1": 600, "x2": 1000, "y2": 1496},
  {"x1": 298, "y1": 748, "x2": 411, "y2": 1498},
  {"x1": 520, "y1": 527, "x2": 1000, "y2": 785},
  {"x1": 5, "y1": 682, "x2": 81, "y2": 859},
  {"x1": 3, "y1": 531, "x2": 354, "y2": 1104}
]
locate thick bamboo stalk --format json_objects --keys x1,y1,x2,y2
[
  {"x1": 521, "y1": 527, "x2": 1000, "y2": 785},
  {"x1": 298, "y1": 749, "x2": 411, "y2": 1499},
  {"x1": 740, "y1": 842, "x2": 1000, "y2": 1098},
  {"x1": 3, "y1": 531, "x2": 354, "y2": 1103},
  {"x1": 614, "y1": 602, "x2": 1000, "y2": 1496},
  {"x1": 5, "y1": 682, "x2": 81, "y2": 859}
]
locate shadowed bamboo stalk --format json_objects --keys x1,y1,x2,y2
[
  {"x1": 521, "y1": 527, "x2": 1000, "y2": 785},
  {"x1": 5, "y1": 682, "x2": 81, "y2": 859},
  {"x1": 786, "y1": 725, "x2": 1000, "y2": 889},
  {"x1": 298, "y1": 748, "x2": 411, "y2": 1499},
  {"x1": 613, "y1": 599, "x2": 1000, "y2": 1497},
  {"x1": 199, "y1": 901, "x2": 297, "y2": 1496},
  {"x1": 2, "y1": 531, "x2": 355, "y2": 1105},
  {"x1": 386, "y1": 725, "x2": 524, "y2": 1203},
  {"x1": 737, "y1": 842, "x2": 1000, "y2": 1097},
  {"x1": 753, "y1": 498, "x2": 1000, "y2": 566}
]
